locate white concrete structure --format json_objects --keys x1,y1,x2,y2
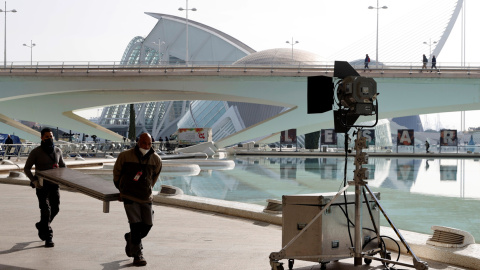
[
  {"x1": 1, "y1": 66, "x2": 480, "y2": 147},
  {"x1": 0, "y1": 1, "x2": 470, "y2": 145}
]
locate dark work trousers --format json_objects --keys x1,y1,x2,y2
[
  {"x1": 36, "y1": 182, "x2": 60, "y2": 240},
  {"x1": 124, "y1": 199, "x2": 154, "y2": 257}
]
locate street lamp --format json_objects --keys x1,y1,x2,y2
[
  {"x1": 285, "y1": 37, "x2": 299, "y2": 61},
  {"x1": 423, "y1": 39, "x2": 437, "y2": 58},
  {"x1": 178, "y1": 0, "x2": 196, "y2": 65},
  {"x1": 152, "y1": 39, "x2": 165, "y2": 64},
  {"x1": 63, "y1": 130, "x2": 80, "y2": 143},
  {"x1": 23, "y1": 40, "x2": 36, "y2": 66},
  {"x1": 0, "y1": 1, "x2": 17, "y2": 69},
  {"x1": 368, "y1": 0, "x2": 387, "y2": 68}
]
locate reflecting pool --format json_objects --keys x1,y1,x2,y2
[{"x1": 154, "y1": 156, "x2": 480, "y2": 242}]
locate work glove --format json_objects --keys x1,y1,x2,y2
[{"x1": 30, "y1": 180, "x2": 42, "y2": 189}]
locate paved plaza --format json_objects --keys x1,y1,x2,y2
[{"x1": 0, "y1": 183, "x2": 469, "y2": 270}]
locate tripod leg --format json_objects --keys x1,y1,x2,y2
[{"x1": 363, "y1": 184, "x2": 429, "y2": 270}]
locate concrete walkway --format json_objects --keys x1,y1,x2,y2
[{"x1": 0, "y1": 183, "x2": 469, "y2": 270}]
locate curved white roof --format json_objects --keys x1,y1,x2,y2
[{"x1": 234, "y1": 48, "x2": 325, "y2": 65}]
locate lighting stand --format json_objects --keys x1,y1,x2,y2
[{"x1": 269, "y1": 134, "x2": 429, "y2": 270}]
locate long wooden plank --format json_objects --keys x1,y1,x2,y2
[{"x1": 36, "y1": 168, "x2": 119, "y2": 202}]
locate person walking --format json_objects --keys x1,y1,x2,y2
[
  {"x1": 165, "y1": 136, "x2": 170, "y2": 151},
  {"x1": 431, "y1": 55, "x2": 438, "y2": 72},
  {"x1": 364, "y1": 54, "x2": 370, "y2": 72},
  {"x1": 113, "y1": 132, "x2": 162, "y2": 266},
  {"x1": 24, "y1": 128, "x2": 66, "y2": 248},
  {"x1": 422, "y1": 54, "x2": 428, "y2": 71},
  {"x1": 5, "y1": 134, "x2": 13, "y2": 159},
  {"x1": 425, "y1": 140, "x2": 430, "y2": 153}
]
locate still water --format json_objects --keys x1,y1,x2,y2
[{"x1": 153, "y1": 156, "x2": 480, "y2": 242}]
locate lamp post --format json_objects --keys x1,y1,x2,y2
[
  {"x1": 178, "y1": 0, "x2": 196, "y2": 65},
  {"x1": 152, "y1": 39, "x2": 165, "y2": 64},
  {"x1": 423, "y1": 39, "x2": 437, "y2": 58},
  {"x1": 0, "y1": 1, "x2": 17, "y2": 69},
  {"x1": 285, "y1": 37, "x2": 299, "y2": 61},
  {"x1": 63, "y1": 130, "x2": 80, "y2": 143},
  {"x1": 23, "y1": 40, "x2": 36, "y2": 66},
  {"x1": 368, "y1": 0, "x2": 387, "y2": 68}
]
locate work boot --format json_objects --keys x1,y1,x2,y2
[
  {"x1": 35, "y1": 222, "x2": 46, "y2": 241},
  {"x1": 124, "y1": 233, "x2": 133, "y2": 257},
  {"x1": 133, "y1": 255, "x2": 147, "y2": 266},
  {"x1": 45, "y1": 238, "x2": 55, "y2": 248}
]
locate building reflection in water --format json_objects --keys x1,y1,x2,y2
[
  {"x1": 154, "y1": 155, "x2": 480, "y2": 241},
  {"x1": 156, "y1": 156, "x2": 480, "y2": 202}
]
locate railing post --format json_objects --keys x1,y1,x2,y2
[
  {"x1": 87, "y1": 62, "x2": 90, "y2": 73},
  {"x1": 61, "y1": 62, "x2": 64, "y2": 73}
]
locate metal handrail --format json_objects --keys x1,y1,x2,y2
[
  {"x1": 0, "y1": 61, "x2": 479, "y2": 69},
  {"x1": 0, "y1": 141, "x2": 177, "y2": 160}
]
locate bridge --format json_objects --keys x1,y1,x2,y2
[{"x1": 1, "y1": 63, "x2": 479, "y2": 148}]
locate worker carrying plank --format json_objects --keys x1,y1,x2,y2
[
  {"x1": 24, "y1": 128, "x2": 66, "y2": 248},
  {"x1": 113, "y1": 132, "x2": 162, "y2": 267}
]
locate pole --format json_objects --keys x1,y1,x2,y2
[
  {"x1": 290, "y1": 37, "x2": 293, "y2": 59},
  {"x1": 375, "y1": 0, "x2": 379, "y2": 69},
  {"x1": 30, "y1": 40, "x2": 33, "y2": 65},
  {"x1": 354, "y1": 183, "x2": 362, "y2": 265},
  {"x1": 158, "y1": 38, "x2": 163, "y2": 65},
  {"x1": 186, "y1": 0, "x2": 189, "y2": 65},
  {"x1": 4, "y1": 1, "x2": 6, "y2": 68}
]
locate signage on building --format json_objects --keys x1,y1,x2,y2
[
  {"x1": 321, "y1": 129, "x2": 337, "y2": 145},
  {"x1": 359, "y1": 129, "x2": 375, "y2": 145},
  {"x1": 397, "y1": 129, "x2": 414, "y2": 146},
  {"x1": 280, "y1": 129, "x2": 297, "y2": 143},
  {"x1": 440, "y1": 129, "x2": 457, "y2": 146}
]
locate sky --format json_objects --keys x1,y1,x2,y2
[{"x1": 2, "y1": 0, "x2": 480, "y2": 129}]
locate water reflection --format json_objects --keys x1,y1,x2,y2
[
  {"x1": 156, "y1": 156, "x2": 480, "y2": 241},
  {"x1": 158, "y1": 156, "x2": 480, "y2": 201}
]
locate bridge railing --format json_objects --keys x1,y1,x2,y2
[
  {"x1": 1, "y1": 61, "x2": 479, "y2": 73},
  {"x1": 0, "y1": 141, "x2": 179, "y2": 160}
]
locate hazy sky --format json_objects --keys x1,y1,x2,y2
[
  {"x1": 3, "y1": 0, "x2": 478, "y2": 63},
  {"x1": 2, "y1": 0, "x2": 479, "y2": 129}
]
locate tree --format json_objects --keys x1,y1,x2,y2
[
  {"x1": 128, "y1": 104, "x2": 136, "y2": 141},
  {"x1": 305, "y1": 131, "x2": 320, "y2": 150}
]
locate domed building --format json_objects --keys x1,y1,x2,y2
[
  {"x1": 97, "y1": 12, "x2": 421, "y2": 147},
  {"x1": 234, "y1": 48, "x2": 325, "y2": 66},
  {"x1": 98, "y1": 12, "x2": 326, "y2": 143}
]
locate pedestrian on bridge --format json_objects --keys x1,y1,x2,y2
[
  {"x1": 431, "y1": 55, "x2": 438, "y2": 72},
  {"x1": 113, "y1": 132, "x2": 162, "y2": 266},
  {"x1": 24, "y1": 128, "x2": 66, "y2": 248},
  {"x1": 422, "y1": 54, "x2": 428, "y2": 71},
  {"x1": 364, "y1": 54, "x2": 370, "y2": 72}
]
